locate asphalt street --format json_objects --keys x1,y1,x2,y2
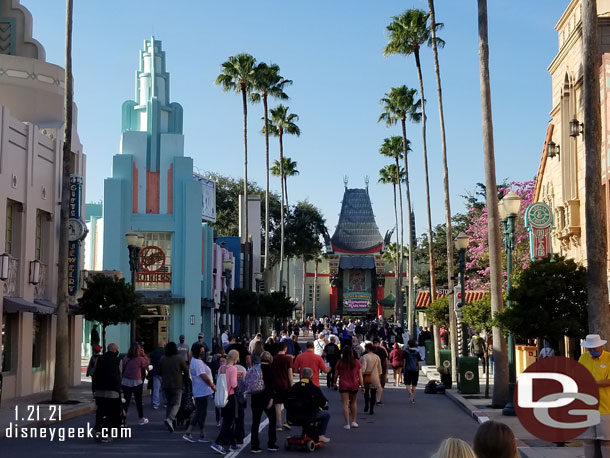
[{"x1": 0, "y1": 375, "x2": 479, "y2": 457}]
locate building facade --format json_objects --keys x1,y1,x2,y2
[
  {"x1": 535, "y1": 0, "x2": 610, "y2": 278},
  {"x1": 0, "y1": 0, "x2": 85, "y2": 399}
]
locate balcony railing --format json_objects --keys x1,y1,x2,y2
[{"x1": 3, "y1": 256, "x2": 19, "y2": 297}]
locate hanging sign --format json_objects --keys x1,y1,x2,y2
[
  {"x1": 525, "y1": 202, "x2": 553, "y2": 261},
  {"x1": 67, "y1": 175, "x2": 84, "y2": 296}
]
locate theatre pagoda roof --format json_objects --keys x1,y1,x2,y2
[{"x1": 331, "y1": 188, "x2": 383, "y2": 254}]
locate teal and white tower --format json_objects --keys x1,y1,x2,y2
[{"x1": 103, "y1": 38, "x2": 214, "y2": 351}]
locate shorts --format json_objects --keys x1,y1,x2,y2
[
  {"x1": 582, "y1": 413, "x2": 610, "y2": 440},
  {"x1": 404, "y1": 370, "x2": 419, "y2": 386},
  {"x1": 392, "y1": 365, "x2": 402, "y2": 370},
  {"x1": 274, "y1": 389, "x2": 289, "y2": 405},
  {"x1": 339, "y1": 389, "x2": 358, "y2": 394}
]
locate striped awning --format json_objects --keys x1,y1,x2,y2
[{"x1": 415, "y1": 290, "x2": 488, "y2": 309}]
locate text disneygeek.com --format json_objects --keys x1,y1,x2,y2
[{"x1": 4, "y1": 423, "x2": 132, "y2": 441}]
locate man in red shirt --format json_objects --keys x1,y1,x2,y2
[{"x1": 293, "y1": 341, "x2": 330, "y2": 387}]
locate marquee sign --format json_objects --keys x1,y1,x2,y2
[
  {"x1": 343, "y1": 291, "x2": 371, "y2": 312},
  {"x1": 136, "y1": 245, "x2": 171, "y2": 283},
  {"x1": 525, "y1": 202, "x2": 553, "y2": 260}
]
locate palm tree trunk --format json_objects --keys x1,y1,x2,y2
[
  {"x1": 52, "y1": 0, "x2": 73, "y2": 404},
  {"x1": 263, "y1": 94, "x2": 270, "y2": 275},
  {"x1": 284, "y1": 175, "x2": 289, "y2": 210},
  {"x1": 301, "y1": 256, "x2": 307, "y2": 316},
  {"x1": 428, "y1": 0, "x2": 455, "y2": 370},
  {"x1": 392, "y1": 182, "x2": 400, "y2": 320},
  {"x1": 414, "y1": 49, "x2": 436, "y2": 341},
  {"x1": 241, "y1": 85, "x2": 249, "y2": 244},
  {"x1": 313, "y1": 260, "x2": 319, "y2": 321},
  {"x1": 478, "y1": 0, "x2": 508, "y2": 407},
  {"x1": 279, "y1": 131, "x2": 285, "y2": 293},
  {"x1": 583, "y1": 0, "x2": 610, "y2": 338},
  {"x1": 395, "y1": 156, "x2": 404, "y2": 324},
  {"x1": 401, "y1": 119, "x2": 414, "y2": 337}
]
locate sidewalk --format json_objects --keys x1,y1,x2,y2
[
  {"x1": 0, "y1": 380, "x2": 96, "y2": 438},
  {"x1": 421, "y1": 365, "x2": 584, "y2": 458}
]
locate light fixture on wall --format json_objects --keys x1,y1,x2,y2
[
  {"x1": 0, "y1": 253, "x2": 9, "y2": 281},
  {"x1": 29, "y1": 259, "x2": 41, "y2": 285},
  {"x1": 547, "y1": 141, "x2": 560, "y2": 159},
  {"x1": 569, "y1": 117, "x2": 584, "y2": 137},
  {"x1": 190, "y1": 315, "x2": 195, "y2": 325}
]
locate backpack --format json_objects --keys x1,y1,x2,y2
[
  {"x1": 424, "y1": 380, "x2": 438, "y2": 394},
  {"x1": 214, "y1": 370, "x2": 229, "y2": 408},
  {"x1": 244, "y1": 364, "x2": 265, "y2": 394},
  {"x1": 404, "y1": 349, "x2": 419, "y2": 373}
]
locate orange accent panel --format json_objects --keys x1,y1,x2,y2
[
  {"x1": 146, "y1": 170, "x2": 160, "y2": 214},
  {"x1": 132, "y1": 162, "x2": 138, "y2": 213},
  {"x1": 167, "y1": 164, "x2": 173, "y2": 214}
]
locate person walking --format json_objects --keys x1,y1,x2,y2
[
  {"x1": 579, "y1": 334, "x2": 610, "y2": 458},
  {"x1": 469, "y1": 331, "x2": 486, "y2": 372},
  {"x1": 403, "y1": 339, "x2": 422, "y2": 404},
  {"x1": 158, "y1": 341, "x2": 188, "y2": 432},
  {"x1": 149, "y1": 340, "x2": 166, "y2": 409},
  {"x1": 177, "y1": 335, "x2": 190, "y2": 362},
  {"x1": 86, "y1": 344, "x2": 102, "y2": 395},
  {"x1": 90, "y1": 324, "x2": 100, "y2": 353},
  {"x1": 291, "y1": 333, "x2": 302, "y2": 359},
  {"x1": 389, "y1": 343, "x2": 404, "y2": 386},
  {"x1": 538, "y1": 340, "x2": 555, "y2": 359},
  {"x1": 183, "y1": 343, "x2": 215, "y2": 443},
  {"x1": 120, "y1": 343, "x2": 150, "y2": 425},
  {"x1": 293, "y1": 340, "x2": 330, "y2": 387},
  {"x1": 280, "y1": 330, "x2": 295, "y2": 356},
  {"x1": 271, "y1": 341, "x2": 293, "y2": 431},
  {"x1": 323, "y1": 336, "x2": 341, "y2": 388},
  {"x1": 251, "y1": 340, "x2": 264, "y2": 365},
  {"x1": 334, "y1": 346, "x2": 363, "y2": 430},
  {"x1": 211, "y1": 349, "x2": 239, "y2": 455},
  {"x1": 372, "y1": 338, "x2": 388, "y2": 404},
  {"x1": 314, "y1": 333, "x2": 326, "y2": 357},
  {"x1": 193, "y1": 332, "x2": 210, "y2": 359},
  {"x1": 92, "y1": 343, "x2": 122, "y2": 442},
  {"x1": 250, "y1": 351, "x2": 279, "y2": 453},
  {"x1": 360, "y1": 343, "x2": 382, "y2": 415}
]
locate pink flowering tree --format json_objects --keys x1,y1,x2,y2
[{"x1": 464, "y1": 180, "x2": 535, "y2": 290}]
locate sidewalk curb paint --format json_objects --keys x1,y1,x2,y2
[{"x1": 0, "y1": 403, "x2": 96, "y2": 439}]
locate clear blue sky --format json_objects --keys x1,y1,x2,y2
[{"x1": 23, "y1": 0, "x2": 568, "y2": 239}]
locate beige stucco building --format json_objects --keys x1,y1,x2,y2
[
  {"x1": 0, "y1": 0, "x2": 85, "y2": 399},
  {"x1": 535, "y1": 0, "x2": 610, "y2": 278}
]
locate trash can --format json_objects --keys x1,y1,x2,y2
[
  {"x1": 439, "y1": 349, "x2": 452, "y2": 371},
  {"x1": 425, "y1": 340, "x2": 435, "y2": 365},
  {"x1": 457, "y1": 356, "x2": 480, "y2": 394}
]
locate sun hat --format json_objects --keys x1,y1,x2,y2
[{"x1": 582, "y1": 334, "x2": 607, "y2": 348}]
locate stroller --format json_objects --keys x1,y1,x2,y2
[
  {"x1": 283, "y1": 396, "x2": 325, "y2": 452},
  {"x1": 175, "y1": 377, "x2": 195, "y2": 429}
]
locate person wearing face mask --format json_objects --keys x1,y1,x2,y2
[{"x1": 579, "y1": 334, "x2": 610, "y2": 458}]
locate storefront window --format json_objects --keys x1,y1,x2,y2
[
  {"x1": 32, "y1": 315, "x2": 44, "y2": 369},
  {"x1": 2, "y1": 314, "x2": 14, "y2": 373},
  {"x1": 136, "y1": 232, "x2": 172, "y2": 290}
]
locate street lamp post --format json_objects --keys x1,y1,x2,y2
[
  {"x1": 413, "y1": 275, "x2": 420, "y2": 334},
  {"x1": 499, "y1": 190, "x2": 521, "y2": 416},
  {"x1": 125, "y1": 231, "x2": 144, "y2": 344},
  {"x1": 223, "y1": 257, "x2": 234, "y2": 334},
  {"x1": 454, "y1": 232, "x2": 470, "y2": 357}
]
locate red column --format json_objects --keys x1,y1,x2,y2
[
  {"x1": 330, "y1": 285, "x2": 338, "y2": 316},
  {"x1": 376, "y1": 285, "x2": 384, "y2": 318}
]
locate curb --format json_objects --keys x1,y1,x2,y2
[{"x1": 0, "y1": 402, "x2": 96, "y2": 439}]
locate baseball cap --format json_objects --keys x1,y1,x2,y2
[
  {"x1": 179, "y1": 334, "x2": 185, "y2": 341},
  {"x1": 198, "y1": 333, "x2": 204, "y2": 338},
  {"x1": 93, "y1": 344, "x2": 102, "y2": 352}
]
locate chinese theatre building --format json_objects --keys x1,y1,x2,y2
[
  {"x1": 326, "y1": 183, "x2": 386, "y2": 318},
  {"x1": 102, "y1": 38, "x2": 221, "y2": 352}
]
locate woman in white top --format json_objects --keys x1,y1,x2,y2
[{"x1": 183, "y1": 343, "x2": 215, "y2": 443}]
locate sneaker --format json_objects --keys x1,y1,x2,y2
[
  {"x1": 101, "y1": 436, "x2": 113, "y2": 443},
  {"x1": 343, "y1": 425, "x2": 351, "y2": 430},
  {"x1": 376, "y1": 401, "x2": 383, "y2": 405},
  {"x1": 198, "y1": 437, "x2": 211, "y2": 443},
  {"x1": 152, "y1": 405, "x2": 159, "y2": 410},
  {"x1": 318, "y1": 435, "x2": 331, "y2": 443},
  {"x1": 211, "y1": 443, "x2": 227, "y2": 455},
  {"x1": 351, "y1": 422, "x2": 359, "y2": 428},
  {"x1": 230, "y1": 445, "x2": 240, "y2": 451},
  {"x1": 276, "y1": 426, "x2": 282, "y2": 431},
  {"x1": 164, "y1": 418, "x2": 175, "y2": 433},
  {"x1": 217, "y1": 421, "x2": 222, "y2": 427},
  {"x1": 138, "y1": 417, "x2": 149, "y2": 425},
  {"x1": 282, "y1": 423, "x2": 291, "y2": 430},
  {"x1": 183, "y1": 433, "x2": 196, "y2": 443},
  {"x1": 267, "y1": 445, "x2": 280, "y2": 451},
  {"x1": 251, "y1": 448, "x2": 262, "y2": 454}
]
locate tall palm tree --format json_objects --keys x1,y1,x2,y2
[
  {"x1": 477, "y1": 0, "x2": 508, "y2": 408},
  {"x1": 583, "y1": 1, "x2": 610, "y2": 339},
  {"x1": 215, "y1": 53, "x2": 259, "y2": 245},
  {"x1": 271, "y1": 157, "x2": 299, "y2": 210},
  {"x1": 378, "y1": 136, "x2": 408, "y2": 320},
  {"x1": 378, "y1": 86, "x2": 421, "y2": 334},
  {"x1": 378, "y1": 164, "x2": 405, "y2": 319},
  {"x1": 52, "y1": 0, "x2": 73, "y2": 403},
  {"x1": 251, "y1": 64, "x2": 291, "y2": 273},
  {"x1": 427, "y1": 0, "x2": 454, "y2": 368},
  {"x1": 267, "y1": 105, "x2": 301, "y2": 292},
  {"x1": 384, "y1": 9, "x2": 442, "y2": 338}
]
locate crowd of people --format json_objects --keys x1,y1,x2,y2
[{"x1": 87, "y1": 317, "x2": 526, "y2": 457}]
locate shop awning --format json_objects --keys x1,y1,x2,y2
[
  {"x1": 378, "y1": 294, "x2": 396, "y2": 306},
  {"x1": 339, "y1": 255, "x2": 375, "y2": 270},
  {"x1": 3, "y1": 297, "x2": 54, "y2": 314}
]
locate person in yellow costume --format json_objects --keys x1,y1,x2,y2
[{"x1": 580, "y1": 334, "x2": 610, "y2": 458}]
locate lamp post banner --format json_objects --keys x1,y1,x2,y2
[{"x1": 525, "y1": 202, "x2": 553, "y2": 260}]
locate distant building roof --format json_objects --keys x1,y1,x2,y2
[{"x1": 331, "y1": 188, "x2": 383, "y2": 254}]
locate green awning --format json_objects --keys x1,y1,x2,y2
[{"x1": 378, "y1": 294, "x2": 395, "y2": 306}]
